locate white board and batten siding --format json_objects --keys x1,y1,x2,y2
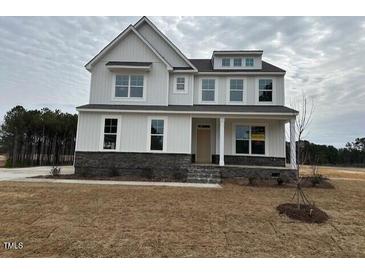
[
  {"x1": 168, "y1": 73, "x2": 194, "y2": 105},
  {"x1": 76, "y1": 112, "x2": 192, "y2": 154},
  {"x1": 136, "y1": 22, "x2": 189, "y2": 68},
  {"x1": 89, "y1": 31, "x2": 169, "y2": 106}
]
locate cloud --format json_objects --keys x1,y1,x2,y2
[{"x1": 0, "y1": 16, "x2": 364, "y2": 147}]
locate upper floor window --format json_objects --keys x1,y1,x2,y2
[
  {"x1": 259, "y1": 79, "x2": 273, "y2": 102},
  {"x1": 103, "y1": 118, "x2": 118, "y2": 150},
  {"x1": 233, "y1": 58, "x2": 242, "y2": 67},
  {"x1": 245, "y1": 58, "x2": 254, "y2": 67},
  {"x1": 222, "y1": 58, "x2": 231, "y2": 67},
  {"x1": 229, "y1": 79, "x2": 244, "y2": 102},
  {"x1": 201, "y1": 79, "x2": 215, "y2": 102},
  {"x1": 115, "y1": 75, "x2": 144, "y2": 98},
  {"x1": 175, "y1": 77, "x2": 186, "y2": 92},
  {"x1": 150, "y1": 119, "x2": 165, "y2": 151}
]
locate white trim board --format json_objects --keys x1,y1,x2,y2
[
  {"x1": 78, "y1": 108, "x2": 297, "y2": 118},
  {"x1": 85, "y1": 25, "x2": 173, "y2": 71}
]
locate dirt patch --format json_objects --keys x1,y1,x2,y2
[
  {"x1": 277, "y1": 203, "x2": 329, "y2": 224},
  {"x1": 0, "y1": 174, "x2": 365, "y2": 257}
]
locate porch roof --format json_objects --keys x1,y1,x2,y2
[{"x1": 77, "y1": 104, "x2": 298, "y2": 116}]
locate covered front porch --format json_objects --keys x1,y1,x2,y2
[{"x1": 190, "y1": 114, "x2": 297, "y2": 170}]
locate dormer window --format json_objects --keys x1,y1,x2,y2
[
  {"x1": 245, "y1": 58, "x2": 254, "y2": 67},
  {"x1": 222, "y1": 58, "x2": 231, "y2": 67},
  {"x1": 233, "y1": 58, "x2": 242, "y2": 67}
]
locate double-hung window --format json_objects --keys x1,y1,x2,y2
[
  {"x1": 222, "y1": 58, "x2": 230, "y2": 67},
  {"x1": 103, "y1": 118, "x2": 118, "y2": 150},
  {"x1": 235, "y1": 126, "x2": 250, "y2": 154},
  {"x1": 175, "y1": 77, "x2": 185, "y2": 92},
  {"x1": 245, "y1": 58, "x2": 254, "y2": 67},
  {"x1": 233, "y1": 58, "x2": 242, "y2": 67},
  {"x1": 201, "y1": 79, "x2": 215, "y2": 102},
  {"x1": 229, "y1": 79, "x2": 244, "y2": 102},
  {"x1": 235, "y1": 125, "x2": 266, "y2": 155},
  {"x1": 115, "y1": 75, "x2": 144, "y2": 98},
  {"x1": 150, "y1": 119, "x2": 165, "y2": 151},
  {"x1": 258, "y1": 79, "x2": 273, "y2": 102}
]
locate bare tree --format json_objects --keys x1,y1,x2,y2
[{"x1": 289, "y1": 93, "x2": 315, "y2": 209}]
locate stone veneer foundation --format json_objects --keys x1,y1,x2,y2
[{"x1": 74, "y1": 151, "x2": 297, "y2": 182}]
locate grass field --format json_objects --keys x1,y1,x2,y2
[{"x1": 0, "y1": 166, "x2": 364, "y2": 257}]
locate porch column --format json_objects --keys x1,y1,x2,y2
[
  {"x1": 219, "y1": 117, "x2": 225, "y2": 166},
  {"x1": 290, "y1": 118, "x2": 297, "y2": 169}
]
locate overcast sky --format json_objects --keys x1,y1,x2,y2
[{"x1": 0, "y1": 16, "x2": 364, "y2": 147}]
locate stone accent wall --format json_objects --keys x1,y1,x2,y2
[
  {"x1": 212, "y1": 155, "x2": 286, "y2": 167},
  {"x1": 74, "y1": 151, "x2": 192, "y2": 181},
  {"x1": 219, "y1": 166, "x2": 298, "y2": 182},
  {"x1": 74, "y1": 151, "x2": 297, "y2": 183}
]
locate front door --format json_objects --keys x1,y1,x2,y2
[{"x1": 196, "y1": 126, "x2": 211, "y2": 163}]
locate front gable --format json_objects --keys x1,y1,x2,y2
[
  {"x1": 85, "y1": 25, "x2": 172, "y2": 72},
  {"x1": 135, "y1": 17, "x2": 197, "y2": 71}
]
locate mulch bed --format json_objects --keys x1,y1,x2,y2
[
  {"x1": 277, "y1": 203, "x2": 329, "y2": 223},
  {"x1": 33, "y1": 174, "x2": 181, "y2": 182},
  {"x1": 223, "y1": 177, "x2": 335, "y2": 189}
]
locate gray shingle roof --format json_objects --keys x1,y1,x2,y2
[
  {"x1": 189, "y1": 59, "x2": 286, "y2": 73},
  {"x1": 77, "y1": 104, "x2": 298, "y2": 114}
]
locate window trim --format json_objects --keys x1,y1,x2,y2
[
  {"x1": 146, "y1": 116, "x2": 168, "y2": 153},
  {"x1": 232, "y1": 123, "x2": 268, "y2": 156},
  {"x1": 222, "y1": 58, "x2": 231, "y2": 67},
  {"x1": 111, "y1": 73, "x2": 147, "y2": 101},
  {"x1": 233, "y1": 58, "x2": 242, "y2": 67},
  {"x1": 173, "y1": 75, "x2": 188, "y2": 94},
  {"x1": 225, "y1": 77, "x2": 247, "y2": 105},
  {"x1": 245, "y1": 58, "x2": 254, "y2": 67},
  {"x1": 99, "y1": 115, "x2": 122, "y2": 152},
  {"x1": 199, "y1": 78, "x2": 217, "y2": 104},
  {"x1": 256, "y1": 77, "x2": 275, "y2": 105}
]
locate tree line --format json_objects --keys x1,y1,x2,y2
[
  {"x1": 0, "y1": 106, "x2": 78, "y2": 167},
  {"x1": 286, "y1": 138, "x2": 365, "y2": 167}
]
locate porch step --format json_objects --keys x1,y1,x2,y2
[{"x1": 187, "y1": 166, "x2": 221, "y2": 184}]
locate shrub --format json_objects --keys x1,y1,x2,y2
[
  {"x1": 79, "y1": 167, "x2": 89, "y2": 177},
  {"x1": 311, "y1": 174, "x2": 325, "y2": 187},
  {"x1": 109, "y1": 166, "x2": 120, "y2": 177},
  {"x1": 248, "y1": 176, "x2": 256, "y2": 185},
  {"x1": 173, "y1": 170, "x2": 186, "y2": 181},
  {"x1": 141, "y1": 168, "x2": 153, "y2": 180},
  {"x1": 277, "y1": 177, "x2": 284, "y2": 185},
  {"x1": 50, "y1": 166, "x2": 61, "y2": 177}
]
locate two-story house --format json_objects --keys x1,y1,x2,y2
[{"x1": 75, "y1": 16, "x2": 298, "y2": 183}]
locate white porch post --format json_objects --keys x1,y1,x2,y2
[
  {"x1": 290, "y1": 118, "x2": 297, "y2": 169},
  {"x1": 219, "y1": 117, "x2": 225, "y2": 166}
]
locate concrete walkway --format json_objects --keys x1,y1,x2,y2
[
  {"x1": 0, "y1": 166, "x2": 74, "y2": 181},
  {"x1": 8, "y1": 177, "x2": 222, "y2": 188}
]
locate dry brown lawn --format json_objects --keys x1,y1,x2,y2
[{"x1": 0, "y1": 166, "x2": 365, "y2": 257}]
